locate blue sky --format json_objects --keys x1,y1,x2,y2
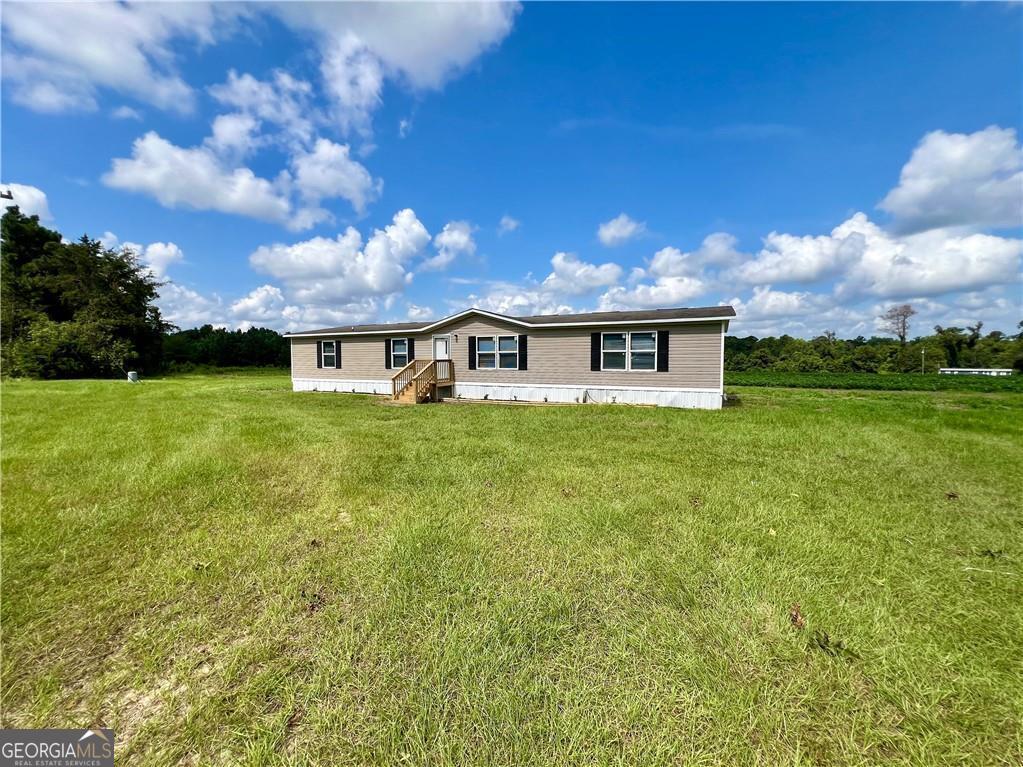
[{"x1": 3, "y1": 2, "x2": 1021, "y2": 337}]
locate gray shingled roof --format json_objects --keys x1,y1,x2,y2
[
  {"x1": 285, "y1": 305, "x2": 735, "y2": 336},
  {"x1": 514, "y1": 306, "x2": 735, "y2": 325}
]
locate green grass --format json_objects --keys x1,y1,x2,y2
[
  {"x1": 3, "y1": 373, "x2": 1022, "y2": 766},
  {"x1": 726, "y1": 370, "x2": 1023, "y2": 393}
]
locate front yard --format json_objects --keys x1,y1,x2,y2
[{"x1": 2, "y1": 373, "x2": 1020, "y2": 765}]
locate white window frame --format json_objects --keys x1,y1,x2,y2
[
  {"x1": 601, "y1": 331, "x2": 657, "y2": 372},
  {"x1": 391, "y1": 337, "x2": 409, "y2": 369},
  {"x1": 476, "y1": 335, "x2": 518, "y2": 370},
  {"x1": 321, "y1": 340, "x2": 337, "y2": 368},
  {"x1": 498, "y1": 335, "x2": 519, "y2": 370},
  {"x1": 476, "y1": 337, "x2": 497, "y2": 370}
]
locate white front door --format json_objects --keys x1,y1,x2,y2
[{"x1": 433, "y1": 336, "x2": 450, "y2": 360}]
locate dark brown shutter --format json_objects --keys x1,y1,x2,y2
[
  {"x1": 316, "y1": 340, "x2": 323, "y2": 369},
  {"x1": 518, "y1": 335, "x2": 528, "y2": 370},
  {"x1": 335, "y1": 340, "x2": 341, "y2": 369},
  {"x1": 408, "y1": 338, "x2": 415, "y2": 361},
  {"x1": 657, "y1": 330, "x2": 669, "y2": 372},
  {"x1": 590, "y1": 333, "x2": 600, "y2": 371},
  {"x1": 384, "y1": 339, "x2": 392, "y2": 369},
  {"x1": 468, "y1": 336, "x2": 477, "y2": 370}
]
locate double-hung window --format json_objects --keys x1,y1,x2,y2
[
  {"x1": 476, "y1": 335, "x2": 518, "y2": 369},
  {"x1": 322, "y1": 340, "x2": 337, "y2": 368},
  {"x1": 391, "y1": 338, "x2": 409, "y2": 368},
  {"x1": 602, "y1": 331, "x2": 656, "y2": 371}
]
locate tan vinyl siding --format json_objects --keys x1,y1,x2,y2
[
  {"x1": 292, "y1": 317, "x2": 723, "y2": 390},
  {"x1": 443, "y1": 318, "x2": 722, "y2": 390},
  {"x1": 290, "y1": 333, "x2": 431, "y2": 381}
]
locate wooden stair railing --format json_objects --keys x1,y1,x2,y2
[
  {"x1": 412, "y1": 362, "x2": 437, "y2": 403},
  {"x1": 391, "y1": 359, "x2": 455, "y2": 402},
  {"x1": 390, "y1": 359, "x2": 426, "y2": 398}
]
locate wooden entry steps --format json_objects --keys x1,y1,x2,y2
[{"x1": 391, "y1": 359, "x2": 455, "y2": 403}]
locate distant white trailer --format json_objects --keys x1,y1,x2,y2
[{"x1": 939, "y1": 368, "x2": 1014, "y2": 377}]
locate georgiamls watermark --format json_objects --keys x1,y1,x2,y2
[{"x1": 1, "y1": 729, "x2": 114, "y2": 767}]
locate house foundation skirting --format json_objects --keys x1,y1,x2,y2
[
  {"x1": 292, "y1": 378, "x2": 392, "y2": 396},
  {"x1": 293, "y1": 378, "x2": 723, "y2": 409},
  {"x1": 452, "y1": 382, "x2": 723, "y2": 409}
]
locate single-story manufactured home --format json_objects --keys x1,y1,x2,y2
[{"x1": 285, "y1": 304, "x2": 735, "y2": 409}]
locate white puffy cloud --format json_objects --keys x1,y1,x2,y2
[
  {"x1": 728, "y1": 211, "x2": 1021, "y2": 301},
  {"x1": 647, "y1": 247, "x2": 694, "y2": 278},
  {"x1": 598, "y1": 276, "x2": 706, "y2": 311},
  {"x1": 157, "y1": 283, "x2": 226, "y2": 329},
  {"x1": 880, "y1": 126, "x2": 1023, "y2": 233},
  {"x1": 290, "y1": 138, "x2": 380, "y2": 213},
  {"x1": 103, "y1": 131, "x2": 376, "y2": 230},
  {"x1": 461, "y1": 282, "x2": 574, "y2": 317},
  {"x1": 319, "y1": 33, "x2": 385, "y2": 137},
  {"x1": 541, "y1": 252, "x2": 622, "y2": 295},
  {"x1": 838, "y1": 220, "x2": 1022, "y2": 300},
  {"x1": 102, "y1": 232, "x2": 186, "y2": 279},
  {"x1": 639, "y1": 234, "x2": 744, "y2": 280},
  {"x1": 280, "y1": 300, "x2": 381, "y2": 331},
  {"x1": 407, "y1": 303, "x2": 434, "y2": 321},
  {"x1": 399, "y1": 118, "x2": 413, "y2": 138},
  {"x1": 205, "y1": 113, "x2": 262, "y2": 159},
  {"x1": 230, "y1": 284, "x2": 286, "y2": 326},
  {"x1": 106, "y1": 68, "x2": 378, "y2": 226},
  {"x1": 498, "y1": 214, "x2": 520, "y2": 235},
  {"x1": 249, "y1": 208, "x2": 430, "y2": 304},
  {"x1": 1, "y1": 2, "x2": 235, "y2": 113},
  {"x1": 729, "y1": 214, "x2": 869, "y2": 285},
  {"x1": 728, "y1": 285, "x2": 827, "y2": 321},
  {"x1": 104, "y1": 131, "x2": 294, "y2": 224},
  {"x1": 208, "y1": 70, "x2": 315, "y2": 148},
  {"x1": 272, "y1": 3, "x2": 519, "y2": 136},
  {"x1": 421, "y1": 221, "x2": 477, "y2": 271},
  {"x1": 123, "y1": 241, "x2": 185, "y2": 279},
  {"x1": 2, "y1": 182, "x2": 52, "y2": 221},
  {"x1": 3, "y1": 3, "x2": 519, "y2": 145},
  {"x1": 111, "y1": 105, "x2": 143, "y2": 121},
  {"x1": 597, "y1": 213, "x2": 646, "y2": 246},
  {"x1": 691, "y1": 232, "x2": 745, "y2": 267},
  {"x1": 594, "y1": 242, "x2": 710, "y2": 309}
]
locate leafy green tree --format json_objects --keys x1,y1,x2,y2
[
  {"x1": 1, "y1": 207, "x2": 168, "y2": 378},
  {"x1": 933, "y1": 326, "x2": 967, "y2": 369}
]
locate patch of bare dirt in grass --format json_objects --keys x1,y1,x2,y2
[{"x1": 115, "y1": 675, "x2": 190, "y2": 750}]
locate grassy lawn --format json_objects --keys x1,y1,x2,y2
[{"x1": 2, "y1": 373, "x2": 1021, "y2": 766}]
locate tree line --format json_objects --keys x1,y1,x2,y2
[
  {"x1": 728, "y1": 304, "x2": 1023, "y2": 373},
  {"x1": 726, "y1": 327, "x2": 1022, "y2": 374},
  {"x1": 2, "y1": 207, "x2": 1020, "y2": 378},
  {"x1": 1, "y1": 207, "x2": 287, "y2": 378}
]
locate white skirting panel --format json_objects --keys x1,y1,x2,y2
[
  {"x1": 292, "y1": 378, "x2": 392, "y2": 396},
  {"x1": 293, "y1": 378, "x2": 723, "y2": 409},
  {"x1": 452, "y1": 382, "x2": 723, "y2": 410}
]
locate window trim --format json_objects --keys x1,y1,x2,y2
[
  {"x1": 321, "y1": 340, "x2": 337, "y2": 368},
  {"x1": 475, "y1": 334, "x2": 519, "y2": 370},
  {"x1": 391, "y1": 337, "x2": 409, "y2": 369},
  {"x1": 498, "y1": 335, "x2": 519, "y2": 370},
  {"x1": 601, "y1": 331, "x2": 658, "y2": 372}
]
